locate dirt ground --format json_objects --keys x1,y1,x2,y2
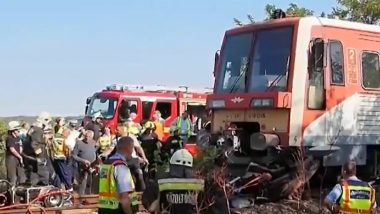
[
  {"x1": 235, "y1": 200, "x2": 331, "y2": 214},
  {"x1": 235, "y1": 199, "x2": 380, "y2": 214}
]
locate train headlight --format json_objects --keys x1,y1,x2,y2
[
  {"x1": 208, "y1": 100, "x2": 225, "y2": 108},
  {"x1": 251, "y1": 98, "x2": 273, "y2": 107}
]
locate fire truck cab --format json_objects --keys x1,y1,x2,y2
[
  {"x1": 209, "y1": 14, "x2": 380, "y2": 172},
  {"x1": 84, "y1": 84, "x2": 212, "y2": 141}
]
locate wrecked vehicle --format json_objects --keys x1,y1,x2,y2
[{"x1": 204, "y1": 130, "x2": 320, "y2": 211}]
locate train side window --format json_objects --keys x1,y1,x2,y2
[
  {"x1": 142, "y1": 101, "x2": 153, "y2": 120},
  {"x1": 362, "y1": 52, "x2": 380, "y2": 89},
  {"x1": 156, "y1": 102, "x2": 172, "y2": 119},
  {"x1": 329, "y1": 41, "x2": 345, "y2": 85}
]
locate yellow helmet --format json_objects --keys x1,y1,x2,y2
[{"x1": 144, "y1": 121, "x2": 155, "y2": 129}]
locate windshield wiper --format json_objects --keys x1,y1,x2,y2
[
  {"x1": 229, "y1": 70, "x2": 246, "y2": 93},
  {"x1": 266, "y1": 56, "x2": 290, "y2": 92}
]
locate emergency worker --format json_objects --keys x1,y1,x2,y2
[
  {"x1": 85, "y1": 112, "x2": 104, "y2": 141},
  {"x1": 170, "y1": 111, "x2": 192, "y2": 143},
  {"x1": 324, "y1": 160, "x2": 376, "y2": 213},
  {"x1": 139, "y1": 121, "x2": 162, "y2": 179},
  {"x1": 5, "y1": 121, "x2": 25, "y2": 186},
  {"x1": 54, "y1": 117, "x2": 66, "y2": 135},
  {"x1": 24, "y1": 120, "x2": 50, "y2": 185},
  {"x1": 125, "y1": 113, "x2": 141, "y2": 136},
  {"x1": 152, "y1": 110, "x2": 165, "y2": 141},
  {"x1": 98, "y1": 136, "x2": 138, "y2": 214},
  {"x1": 98, "y1": 126, "x2": 114, "y2": 155},
  {"x1": 143, "y1": 149, "x2": 204, "y2": 214},
  {"x1": 50, "y1": 119, "x2": 72, "y2": 191},
  {"x1": 163, "y1": 129, "x2": 184, "y2": 158}
]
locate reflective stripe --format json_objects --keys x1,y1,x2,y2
[
  {"x1": 339, "y1": 180, "x2": 375, "y2": 213},
  {"x1": 98, "y1": 159, "x2": 138, "y2": 210},
  {"x1": 158, "y1": 178, "x2": 204, "y2": 191},
  {"x1": 164, "y1": 127, "x2": 170, "y2": 133}
]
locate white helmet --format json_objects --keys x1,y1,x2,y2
[
  {"x1": 92, "y1": 111, "x2": 103, "y2": 121},
  {"x1": 8, "y1": 121, "x2": 21, "y2": 131},
  {"x1": 37, "y1": 112, "x2": 52, "y2": 125},
  {"x1": 170, "y1": 149, "x2": 193, "y2": 168}
]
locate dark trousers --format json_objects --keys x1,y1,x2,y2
[
  {"x1": 6, "y1": 156, "x2": 26, "y2": 186},
  {"x1": 77, "y1": 168, "x2": 99, "y2": 195},
  {"x1": 52, "y1": 159, "x2": 73, "y2": 189},
  {"x1": 24, "y1": 158, "x2": 49, "y2": 186}
]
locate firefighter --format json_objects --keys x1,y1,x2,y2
[
  {"x1": 324, "y1": 160, "x2": 376, "y2": 213},
  {"x1": 24, "y1": 120, "x2": 50, "y2": 185},
  {"x1": 143, "y1": 149, "x2": 204, "y2": 214},
  {"x1": 98, "y1": 126, "x2": 114, "y2": 156},
  {"x1": 170, "y1": 111, "x2": 192, "y2": 144},
  {"x1": 139, "y1": 121, "x2": 162, "y2": 179},
  {"x1": 98, "y1": 136, "x2": 138, "y2": 214},
  {"x1": 85, "y1": 111, "x2": 104, "y2": 141},
  {"x1": 163, "y1": 129, "x2": 184, "y2": 159}
]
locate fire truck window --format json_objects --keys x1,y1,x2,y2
[
  {"x1": 156, "y1": 102, "x2": 172, "y2": 119},
  {"x1": 142, "y1": 101, "x2": 153, "y2": 120},
  {"x1": 329, "y1": 41, "x2": 345, "y2": 85},
  {"x1": 362, "y1": 52, "x2": 380, "y2": 89},
  {"x1": 128, "y1": 100, "x2": 138, "y2": 114},
  {"x1": 87, "y1": 96, "x2": 117, "y2": 119}
]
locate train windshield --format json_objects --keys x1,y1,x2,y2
[
  {"x1": 216, "y1": 27, "x2": 293, "y2": 93},
  {"x1": 86, "y1": 95, "x2": 118, "y2": 119}
]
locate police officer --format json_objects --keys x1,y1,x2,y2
[
  {"x1": 98, "y1": 136, "x2": 138, "y2": 214},
  {"x1": 139, "y1": 121, "x2": 162, "y2": 179},
  {"x1": 324, "y1": 160, "x2": 376, "y2": 213},
  {"x1": 143, "y1": 149, "x2": 204, "y2": 214}
]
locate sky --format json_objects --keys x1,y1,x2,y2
[{"x1": 0, "y1": 0, "x2": 336, "y2": 116}]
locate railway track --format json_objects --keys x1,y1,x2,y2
[{"x1": 0, "y1": 193, "x2": 149, "y2": 214}]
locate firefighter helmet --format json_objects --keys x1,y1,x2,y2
[
  {"x1": 37, "y1": 112, "x2": 52, "y2": 125},
  {"x1": 170, "y1": 149, "x2": 193, "y2": 168},
  {"x1": 144, "y1": 121, "x2": 155, "y2": 129},
  {"x1": 92, "y1": 111, "x2": 103, "y2": 120}
]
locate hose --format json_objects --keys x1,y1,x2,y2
[{"x1": 0, "y1": 190, "x2": 73, "y2": 214}]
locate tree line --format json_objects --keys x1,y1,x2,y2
[{"x1": 234, "y1": 0, "x2": 380, "y2": 25}]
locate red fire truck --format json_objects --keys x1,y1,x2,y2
[
  {"x1": 84, "y1": 84, "x2": 212, "y2": 142},
  {"x1": 208, "y1": 13, "x2": 380, "y2": 172}
]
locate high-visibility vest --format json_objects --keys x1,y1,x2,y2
[
  {"x1": 98, "y1": 159, "x2": 138, "y2": 213},
  {"x1": 338, "y1": 179, "x2": 375, "y2": 214},
  {"x1": 158, "y1": 178, "x2": 204, "y2": 213},
  {"x1": 176, "y1": 118, "x2": 191, "y2": 137},
  {"x1": 126, "y1": 121, "x2": 140, "y2": 136},
  {"x1": 51, "y1": 132, "x2": 66, "y2": 160},
  {"x1": 153, "y1": 121, "x2": 164, "y2": 140},
  {"x1": 98, "y1": 135, "x2": 112, "y2": 153}
]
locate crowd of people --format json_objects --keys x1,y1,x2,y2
[{"x1": 4, "y1": 109, "x2": 211, "y2": 197}]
